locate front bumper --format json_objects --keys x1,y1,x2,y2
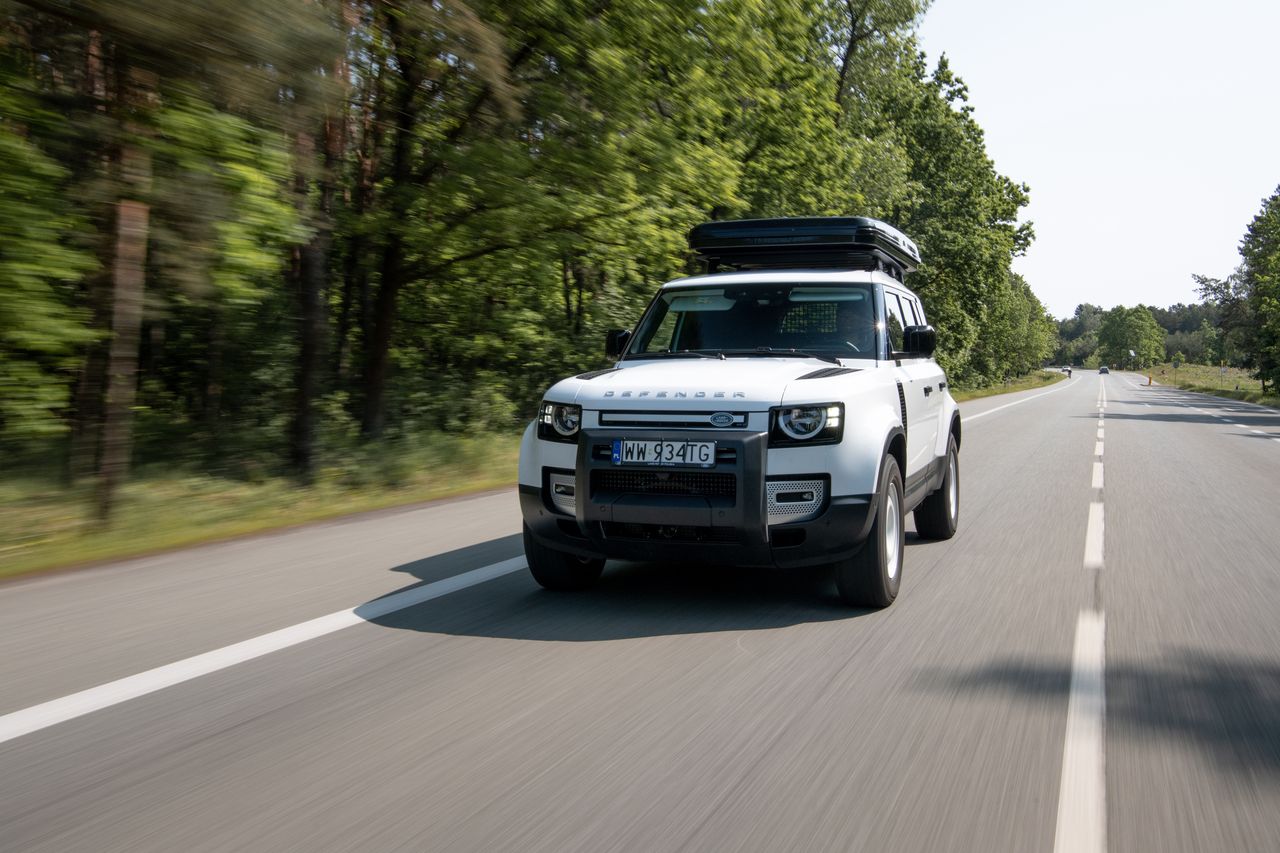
[{"x1": 520, "y1": 427, "x2": 874, "y2": 569}]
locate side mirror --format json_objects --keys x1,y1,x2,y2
[
  {"x1": 902, "y1": 325, "x2": 937, "y2": 358},
  {"x1": 605, "y1": 329, "x2": 631, "y2": 358}
]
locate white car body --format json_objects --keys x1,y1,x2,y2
[{"x1": 518, "y1": 267, "x2": 961, "y2": 579}]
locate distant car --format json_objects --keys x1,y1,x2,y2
[
  {"x1": 1061, "y1": 366, "x2": 1070, "y2": 372},
  {"x1": 1099, "y1": 366, "x2": 1110, "y2": 374}
]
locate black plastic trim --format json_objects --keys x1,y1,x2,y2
[
  {"x1": 797, "y1": 367, "x2": 857, "y2": 380},
  {"x1": 576, "y1": 367, "x2": 622, "y2": 381}
]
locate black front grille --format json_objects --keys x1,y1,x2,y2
[
  {"x1": 602, "y1": 522, "x2": 739, "y2": 543},
  {"x1": 591, "y1": 469, "x2": 736, "y2": 498}
]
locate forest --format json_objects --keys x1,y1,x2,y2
[{"x1": 1, "y1": 0, "x2": 1058, "y2": 522}]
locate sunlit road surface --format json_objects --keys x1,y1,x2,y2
[{"x1": 3, "y1": 374, "x2": 1280, "y2": 852}]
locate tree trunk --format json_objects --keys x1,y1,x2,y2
[
  {"x1": 95, "y1": 174, "x2": 151, "y2": 522},
  {"x1": 361, "y1": 21, "x2": 420, "y2": 438},
  {"x1": 69, "y1": 29, "x2": 112, "y2": 484},
  {"x1": 291, "y1": 5, "x2": 353, "y2": 477},
  {"x1": 93, "y1": 63, "x2": 154, "y2": 523}
]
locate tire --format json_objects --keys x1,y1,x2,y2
[
  {"x1": 523, "y1": 523, "x2": 605, "y2": 591},
  {"x1": 913, "y1": 433, "x2": 959, "y2": 540},
  {"x1": 834, "y1": 455, "x2": 904, "y2": 608}
]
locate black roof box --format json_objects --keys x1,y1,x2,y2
[{"x1": 689, "y1": 216, "x2": 920, "y2": 276}]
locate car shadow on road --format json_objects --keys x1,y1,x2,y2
[
  {"x1": 360, "y1": 538, "x2": 869, "y2": 641},
  {"x1": 914, "y1": 649, "x2": 1280, "y2": 776}
]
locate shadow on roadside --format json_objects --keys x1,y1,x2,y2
[{"x1": 914, "y1": 650, "x2": 1280, "y2": 776}]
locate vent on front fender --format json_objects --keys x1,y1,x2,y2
[{"x1": 896, "y1": 380, "x2": 908, "y2": 439}]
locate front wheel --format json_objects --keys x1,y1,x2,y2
[
  {"x1": 913, "y1": 434, "x2": 959, "y2": 540},
  {"x1": 523, "y1": 523, "x2": 605, "y2": 591},
  {"x1": 834, "y1": 455, "x2": 904, "y2": 608}
]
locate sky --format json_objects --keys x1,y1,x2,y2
[{"x1": 915, "y1": 0, "x2": 1280, "y2": 318}]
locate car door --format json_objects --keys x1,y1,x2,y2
[
  {"x1": 905, "y1": 294, "x2": 945, "y2": 458},
  {"x1": 882, "y1": 288, "x2": 938, "y2": 486}
]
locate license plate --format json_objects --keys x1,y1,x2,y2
[{"x1": 611, "y1": 439, "x2": 716, "y2": 467}]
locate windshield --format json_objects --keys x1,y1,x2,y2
[{"x1": 627, "y1": 284, "x2": 878, "y2": 359}]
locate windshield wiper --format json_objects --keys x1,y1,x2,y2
[{"x1": 717, "y1": 348, "x2": 841, "y2": 365}]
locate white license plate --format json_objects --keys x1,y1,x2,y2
[{"x1": 612, "y1": 439, "x2": 716, "y2": 467}]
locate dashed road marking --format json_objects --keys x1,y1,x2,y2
[
  {"x1": 1094, "y1": 441, "x2": 1104, "y2": 457},
  {"x1": 1083, "y1": 502, "x2": 1105, "y2": 570},
  {"x1": 1054, "y1": 610, "x2": 1107, "y2": 853},
  {"x1": 1092, "y1": 462, "x2": 1104, "y2": 489}
]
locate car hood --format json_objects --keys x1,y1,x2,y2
[{"x1": 547, "y1": 357, "x2": 871, "y2": 411}]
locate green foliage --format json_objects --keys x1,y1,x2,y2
[
  {"x1": 878, "y1": 53, "x2": 1035, "y2": 386},
  {"x1": 1240, "y1": 186, "x2": 1280, "y2": 390},
  {"x1": 0, "y1": 74, "x2": 95, "y2": 439},
  {"x1": 0, "y1": 0, "x2": 1057, "y2": 489},
  {"x1": 1097, "y1": 305, "x2": 1165, "y2": 369}
]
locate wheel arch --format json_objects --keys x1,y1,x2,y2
[{"x1": 882, "y1": 427, "x2": 906, "y2": 489}]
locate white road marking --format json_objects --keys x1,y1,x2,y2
[
  {"x1": 1251, "y1": 430, "x2": 1265, "y2": 435},
  {"x1": 1096, "y1": 428, "x2": 1104, "y2": 439},
  {"x1": 1084, "y1": 502, "x2": 1105, "y2": 569},
  {"x1": 1054, "y1": 610, "x2": 1107, "y2": 853},
  {"x1": 1092, "y1": 462, "x2": 1104, "y2": 490},
  {"x1": 0, "y1": 556, "x2": 528, "y2": 745},
  {"x1": 1234, "y1": 424, "x2": 1248, "y2": 430},
  {"x1": 1094, "y1": 441, "x2": 1104, "y2": 457},
  {"x1": 964, "y1": 377, "x2": 1077, "y2": 423}
]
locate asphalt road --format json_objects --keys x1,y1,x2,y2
[{"x1": 3, "y1": 372, "x2": 1280, "y2": 852}]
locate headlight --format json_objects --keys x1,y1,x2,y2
[
  {"x1": 770, "y1": 403, "x2": 843, "y2": 446},
  {"x1": 538, "y1": 401, "x2": 582, "y2": 442}
]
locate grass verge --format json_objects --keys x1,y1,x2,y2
[
  {"x1": 951, "y1": 369, "x2": 1067, "y2": 403},
  {"x1": 0, "y1": 434, "x2": 520, "y2": 581},
  {"x1": 1143, "y1": 362, "x2": 1280, "y2": 409}
]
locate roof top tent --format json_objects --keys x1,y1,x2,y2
[{"x1": 688, "y1": 216, "x2": 921, "y2": 281}]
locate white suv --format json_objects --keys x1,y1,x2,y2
[{"x1": 518, "y1": 217, "x2": 960, "y2": 607}]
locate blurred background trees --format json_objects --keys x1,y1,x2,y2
[{"x1": 1, "y1": 0, "x2": 1060, "y2": 518}]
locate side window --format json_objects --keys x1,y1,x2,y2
[
  {"x1": 911, "y1": 297, "x2": 927, "y2": 327},
  {"x1": 885, "y1": 292, "x2": 907, "y2": 353}
]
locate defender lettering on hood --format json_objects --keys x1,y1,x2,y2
[{"x1": 602, "y1": 390, "x2": 747, "y2": 399}]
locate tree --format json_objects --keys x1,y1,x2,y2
[
  {"x1": 1097, "y1": 305, "x2": 1165, "y2": 369},
  {"x1": 1196, "y1": 272, "x2": 1255, "y2": 368},
  {"x1": 1239, "y1": 185, "x2": 1280, "y2": 392}
]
